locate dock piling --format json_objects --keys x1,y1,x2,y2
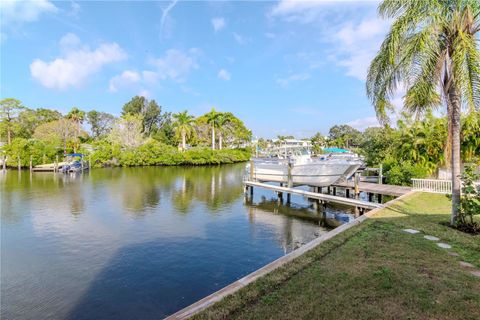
[
  {"x1": 17, "y1": 156, "x2": 21, "y2": 171},
  {"x1": 379, "y1": 164, "x2": 383, "y2": 185},
  {"x1": 249, "y1": 159, "x2": 255, "y2": 182},
  {"x1": 29, "y1": 155, "x2": 33, "y2": 172}
]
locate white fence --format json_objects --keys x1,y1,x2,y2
[
  {"x1": 412, "y1": 179, "x2": 452, "y2": 194},
  {"x1": 412, "y1": 178, "x2": 480, "y2": 194}
]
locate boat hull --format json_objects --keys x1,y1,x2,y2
[{"x1": 251, "y1": 160, "x2": 360, "y2": 187}]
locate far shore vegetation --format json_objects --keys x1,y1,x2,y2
[{"x1": 0, "y1": 96, "x2": 252, "y2": 167}]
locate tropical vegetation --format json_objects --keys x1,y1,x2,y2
[
  {"x1": 0, "y1": 96, "x2": 252, "y2": 168},
  {"x1": 366, "y1": 0, "x2": 480, "y2": 224}
]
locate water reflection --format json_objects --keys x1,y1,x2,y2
[{"x1": 1, "y1": 164, "x2": 346, "y2": 320}]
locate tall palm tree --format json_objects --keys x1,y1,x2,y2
[
  {"x1": 216, "y1": 112, "x2": 233, "y2": 150},
  {"x1": 367, "y1": 0, "x2": 480, "y2": 224},
  {"x1": 205, "y1": 108, "x2": 221, "y2": 150},
  {"x1": 66, "y1": 107, "x2": 85, "y2": 153},
  {"x1": 172, "y1": 111, "x2": 195, "y2": 151}
]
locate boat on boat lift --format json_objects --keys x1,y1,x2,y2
[{"x1": 248, "y1": 146, "x2": 363, "y2": 187}]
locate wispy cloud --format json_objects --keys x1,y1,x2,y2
[
  {"x1": 217, "y1": 69, "x2": 231, "y2": 81},
  {"x1": 276, "y1": 73, "x2": 310, "y2": 88},
  {"x1": 347, "y1": 116, "x2": 380, "y2": 130},
  {"x1": 30, "y1": 33, "x2": 127, "y2": 90},
  {"x1": 150, "y1": 48, "x2": 199, "y2": 82},
  {"x1": 160, "y1": 0, "x2": 179, "y2": 38},
  {"x1": 211, "y1": 17, "x2": 226, "y2": 32},
  {"x1": 109, "y1": 70, "x2": 141, "y2": 92},
  {"x1": 233, "y1": 32, "x2": 250, "y2": 45}
]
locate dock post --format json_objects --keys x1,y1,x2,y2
[
  {"x1": 249, "y1": 185, "x2": 253, "y2": 196},
  {"x1": 354, "y1": 172, "x2": 360, "y2": 199},
  {"x1": 378, "y1": 164, "x2": 383, "y2": 185},
  {"x1": 55, "y1": 155, "x2": 59, "y2": 173},
  {"x1": 249, "y1": 159, "x2": 255, "y2": 182},
  {"x1": 286, "y1": 162, "x2": 293, "y2": 204},
  {"x1": 17, "y1": 156, "x2": 21, "y2": 171},
  {"x1": 2, "y1": 156, "x2": 6, "y2": 171},
  {"x1": 29, "y1": 155, "x2": 33, "y2": 172}
]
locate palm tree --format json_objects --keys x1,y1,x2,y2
[
  {"x1": 172, "y1": 111, "x2": 195, "y2": 151},
  {"x1": 66, "y1": 107, "x2": 85, "y2": 153},
  {"x1": 205, "y1": 108, "x2": 221, "y2": 150},
  {"x1": 367, "y1": 0, "x2": 480, "y2": 224},
  {"x1": 216, "y1": 112, "x2": 233, "y2": 150}
]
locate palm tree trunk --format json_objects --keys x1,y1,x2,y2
[
  {"x1": 219, "y1": 133, "x2": 223, "y2": 150},
  {"x1": 211, "y1": 125, "x2": 215, "y2": 150},
  {"x1": 448, "y1": 86, "x2": 461, "y2": 225},
  {"x1": 182, "y1": 129, "x2": 186, "y2": 150}
]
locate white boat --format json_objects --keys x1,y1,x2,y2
[{"x1": 248, "y1": 149, "x2": 362, "y2": 187}]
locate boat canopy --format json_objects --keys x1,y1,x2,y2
[
  {"x1": 65, "y1": 153, "x2": 84, "y2": 157},
  {"x1": 322, "y1": 147, "x2": 349, "y2": 153}
]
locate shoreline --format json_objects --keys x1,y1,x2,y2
[{"x1": 165, "y1": 191, "x2": 416, "y2": 319}]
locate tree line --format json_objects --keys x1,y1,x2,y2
[{"x1": 0, "y1": 96, "x2": 252, "y2": 167}]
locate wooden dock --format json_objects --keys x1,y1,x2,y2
[
  {"x1": 332, "y1": 181, "x2": 411, "y2": 197},
  {"x1": 244, "y1": 181, "x2": 382, "y2": 210}
]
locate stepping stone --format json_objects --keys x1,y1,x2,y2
[
  {"x1": 403, "y1": 229, "x2": 420, "y2": 234},
  {"x1": 471, "y1": 270, "x2": 480, "y2": 278},
  {"x1": 459, "y1": 261, "x2": 475, "y2": 268},
  {"x1": 437, "y1": 243, "x2": 452, "y2": 249},
  {"x1": 447, "y1": 251, "x2": 460, "y2": 257},
  {"x1": 424, "y1": 235, "x2": 440, "y2": 241}
]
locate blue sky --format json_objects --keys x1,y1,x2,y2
[{"x1": 1, "y1": 0, "x2": 395, "y2": 138}]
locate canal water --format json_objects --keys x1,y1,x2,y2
[{"x1": 1, "y1": 164, "x2": 356, "y2": 319}]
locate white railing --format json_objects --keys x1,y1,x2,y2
[{"x1": 412, "y1": 179, "x2": 452, "y2": 194}]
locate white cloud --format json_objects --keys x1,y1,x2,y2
[
  {"x1": 217, "y1": 69, "x2": 231, "y2": 81},
  {"x1": 347, "y1": 116, "x2": 380, "y2": 130},
  {"x1": 0, "y1": 0, "x2": 58, "y2": 24},
  {"x1": 69, "y1": 1, "x2": 81, "y2": 18},
  {"x1": 332, "y1": 18, "x2": 390, "y2": 80},
  {"x1": 211, "y1": 17, "x2": 226, "y2": 32},
  {"x1": 276, "y1": 73, "x2": 310, "y2": 88},
  {"x1": 150, "y1": 49, "x2": 199, "y2": 82},
  {"x1": 109, "y1": 70, "x2": 141, "y2": 92},
  {"x1": 30, "y1": 33, "x2": 127, "y2": 90},
  {"x1": 233, "y1": 32, "x2": 250, "y2": 45}
]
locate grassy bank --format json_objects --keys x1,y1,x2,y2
[{"x1": 194, "y1": 193, "x2": 480, "y2": 320}]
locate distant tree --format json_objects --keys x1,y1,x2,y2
[
  {"x1": 67, "y1": 107, "x2": 86, "y2": 151},
  {"x1": 0, "y1": 98, "x2": 25, "y2": 144},
  {"x1": 205, "y1": 108, "x2": 221, "y2": 150},
  {"x1": 17, "y1": 108, "x2": 62, "y2": 138},
  {"x1": 33, "y1": 118, "x2": 79, "y2": 154},
  {"x1": 108, "y1": 114, "x2": 144, "y2": 149},
  {"x1": 216, "y1": 112, "x2": 233, "y2": 150},
  {"x1": 328, "y1": 125, "x2": 361, "y2": 148},
  {"x1": 311, "y1": 132, "x2": 325, "y2": 154},
  {"x1": 172, "y1": 111, "x2": 195, "y2": 150},
  {"x1": 87, "y1": 110, "x2": 115, "y2": 138},
  {"x1": 122, "y1": 96, "x2": 161, "y2": 135}
]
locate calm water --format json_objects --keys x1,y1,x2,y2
[{"x1": 1, "y1": 164, "x2": 355, "y2": 319}]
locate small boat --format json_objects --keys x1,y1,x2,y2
[
  {"x1": 60, "y1": 154, "x2": 89, "y2": 173},
  {"x1": 248, "y1": 148, "x2": 362, "y2": 187}
]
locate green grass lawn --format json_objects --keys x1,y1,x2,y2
[{"x1": 194, "y1": 192, "x2": 480, "y2": 320}]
